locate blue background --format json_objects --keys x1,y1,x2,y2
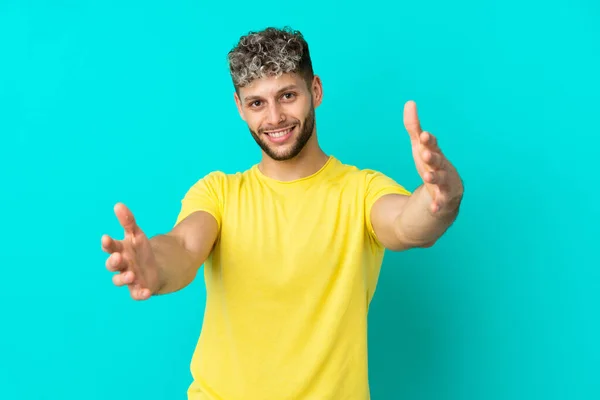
[{"x1": 1, "y1": 1, "x2": 598, "y2": 399}]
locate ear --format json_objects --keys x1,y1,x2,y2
[
  {"x1": 311, "y1": 75, "x2": 323, "y2": 108},
  {"x1": 234, "y1": 91, "x2": 246, "y2": 121}
]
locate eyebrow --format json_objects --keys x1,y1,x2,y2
[{"x1": 243, "y1": 84, "x2": 299, "y2": 102}]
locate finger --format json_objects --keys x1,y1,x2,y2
[
  {"x1": 421, "y1": 149, "x2": 444, "y2": 169},
  {"x1": 403, "y1": 100, "x2": 422, "y2": 141},
  {"x1": 112, "y1": 271, "x2": 135, "y2": 286},
  {"x1": 105, "y1": 252, "x2": 128, "y2": 272},
  {"x1": 130, "y1": 286, "x2": 152, "y2": 301},
  {"x1": 101, "y1": 234, "x2": 123, "y2": 254},
  {"x1": 114, "y1": 202, "x2": 139, "y2": 235},
  {"x1": 430, "y1": 190, "x2": 447, "y2": 214},
  {"x1": 424, "y1": 169, "x2": 448, "y2": 186},
  {"x1": 420, "y1": 131, "x2": 439, "y2": 150}
]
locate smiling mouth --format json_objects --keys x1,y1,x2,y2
[{"x1": 263, "y1": 125, "x2": 296, "y2": 138}]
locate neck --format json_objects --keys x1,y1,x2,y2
[{"x1": 258, "y1": 141, "x2": 329, "y2": 182}]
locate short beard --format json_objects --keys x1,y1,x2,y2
[{"x1": 249, "y1": 105, "x2": 316, "y2": 161}]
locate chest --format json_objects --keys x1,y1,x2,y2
[{"x1": 214, "y1": 181, "x2": 367, "y2": 287}]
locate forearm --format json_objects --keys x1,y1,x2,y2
[
  {"x1": 149, "y1": 234, "x2": 199, "y2": 295},
  {"x1": 394, "y1": 185, "x2": 461, "y2": 247}
]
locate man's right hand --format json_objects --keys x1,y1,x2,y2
[{"x1": 101, "y1": 203, "x2": 161, "y2": 300}]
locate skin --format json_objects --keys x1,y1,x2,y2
[
  {"x1": 233, "y1": 73, "x2": 330, "y2": 182},
  {"x1": 101, "y1": 71, "x2": 463, "y2": 300},
  {"x1": 101, "y1": 205, "x2": 218, "y2": 300},
  {"x1": 370, "y1": 100, "x2": 464, "y2": 250}
]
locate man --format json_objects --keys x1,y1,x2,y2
[{"x1": 101, "y1": 27, "x2": 463, "y2": 399}]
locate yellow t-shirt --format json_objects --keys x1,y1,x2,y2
[{"x1": 175, "y1": 156, "x2": 410, "y2": 400}]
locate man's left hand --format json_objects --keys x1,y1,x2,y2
[{"x1": 403, "y1": 100, "x2": 464, "y2": 215}]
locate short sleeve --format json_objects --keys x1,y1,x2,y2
[
  {"x1": 364, "y1": 170, "x2": 411, "y2": 243},
  {"x1": 174, "y1": 171, "x2": 225, "y2": 229}
]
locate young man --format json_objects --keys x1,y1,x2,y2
[{"x1": 102, "y1": 27, "x2": 463, "y2": 399}]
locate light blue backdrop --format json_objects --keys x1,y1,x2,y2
[{"x1": 1, "y1": 1, "x2": 598, "y2": 399}]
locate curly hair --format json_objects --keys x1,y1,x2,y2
[{"x1": 227, "y1": 26, "x2": 314, "y2": 90}]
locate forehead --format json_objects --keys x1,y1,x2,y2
[{"x1": 240, "y1": 73, "x2": 307, "y2": 101}]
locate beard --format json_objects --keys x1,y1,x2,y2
[{"x1": 248, "y1": 105, "x2": 316, "y2": 161}]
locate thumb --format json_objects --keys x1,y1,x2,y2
[
  {"x1": 403, "y1": 100, "x2": 422, "y2": 142},
  {"x1": 114, "y1": 202, "x2": 139, "y2": 235}
]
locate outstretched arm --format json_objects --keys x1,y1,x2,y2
[
  {"x1": 151, "y1": 210, "x2": 219, "y2": 294},
  {"x1": 371, "y1": 100, "x2": 464, "y2": 251},
  {"x1": 102, "y1": 204, "x2": 219, "y2": 300}
]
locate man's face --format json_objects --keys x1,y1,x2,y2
[{"x1": 235, "y1": 73, "x2": 322, "y2": 161}]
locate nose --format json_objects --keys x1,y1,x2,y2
[{"x1": 265, "y1": 103, "x2": 286, "y2": 127}]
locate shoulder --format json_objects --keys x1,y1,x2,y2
[
  {"x1": 330, "y1": 157, "x2": 410, "y2": 194},
  {"x1": 187, "y1": 168, "x2": 251, "y2": 189},
  {"x1": 327, "y1": 157, "x2": 372, "y2": 181}
]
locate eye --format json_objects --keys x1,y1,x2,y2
[
  {"x1": 281, "y1": 92, "x2": 296, "y2": 100},
  {"x1": 249, "y1": 100, "x2": 262, "y2": 108}
]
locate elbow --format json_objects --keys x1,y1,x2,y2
[
  {"x1": 418, "y1": 240, "x2": 437, "y2": 248},
  {"x1": 388, "y1": 229, "x2": 437, "y2": 251},
  {"x1": 392, "y1": 217, "x2": 446, "y2": 250},
  {"x1": 386, "y1": 239, "x2": 436, "y2": 252}
]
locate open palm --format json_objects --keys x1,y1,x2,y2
[
  {"x1": 403, "y1": 100, "x2": 463, "y2": 214},
  {"x1": 101, "y1": 203, "x2": 160, "y2": 300}
]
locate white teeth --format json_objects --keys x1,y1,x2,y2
[{"x1": 267, "y1": 127, "x2": 293, "y2": 138}]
